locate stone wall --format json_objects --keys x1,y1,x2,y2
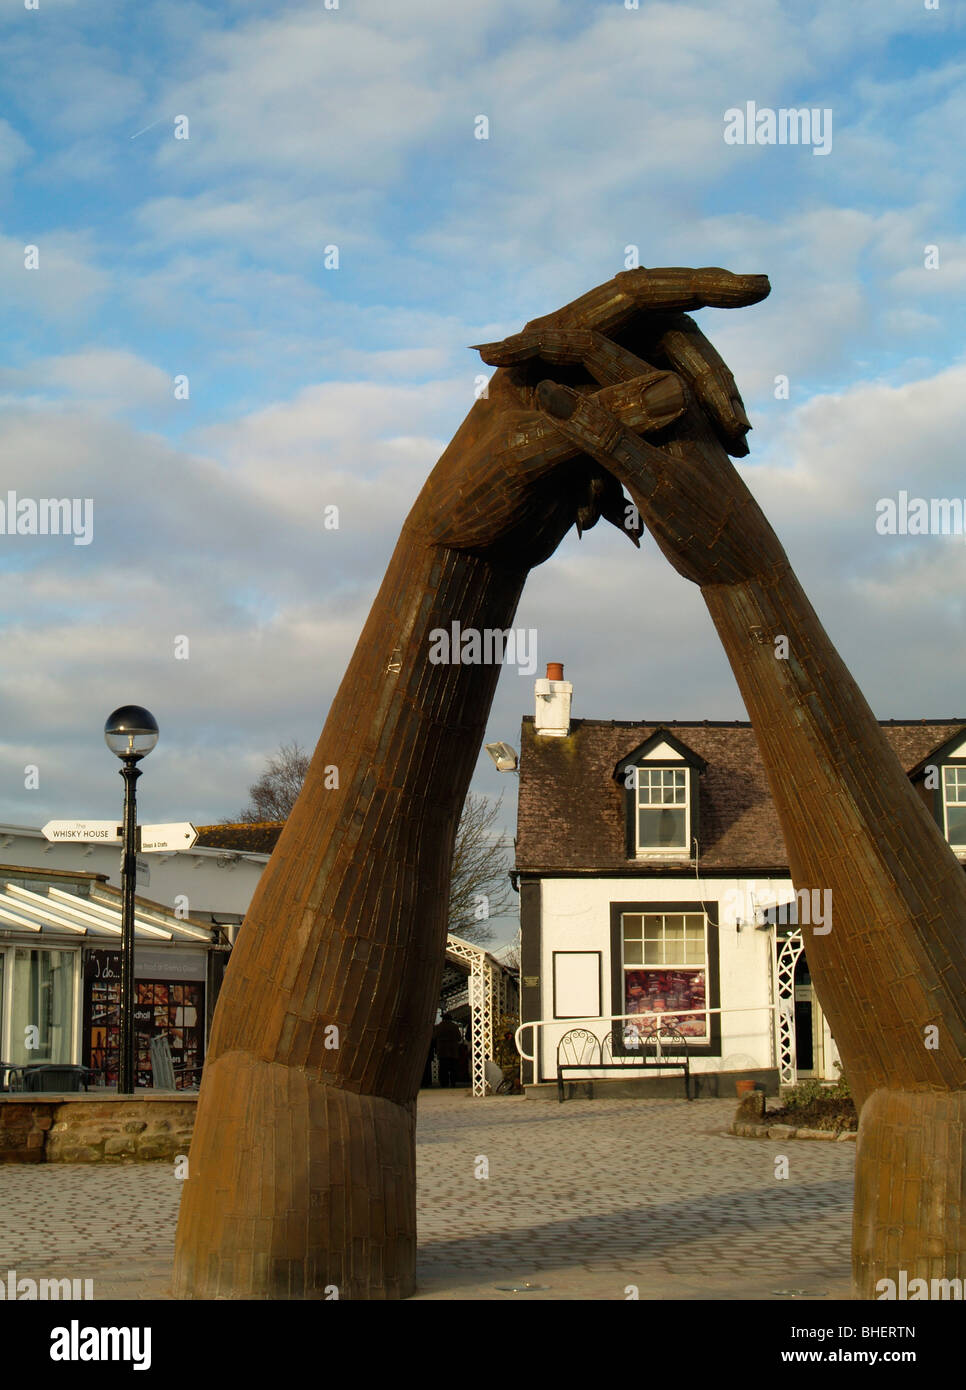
[
  {"x1": 0, "y1": 1097, "x2": 197, "y2": 1163},
  {"x1": 0, "y1": 1101, "x2": 55, "y2": 1163}
]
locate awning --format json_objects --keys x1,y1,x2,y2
[{"x1": 0, "y1": 880, "x2": 213, "y2": 943}]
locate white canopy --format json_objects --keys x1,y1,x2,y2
[{"x1": 0, "y1": 879, "x2": 213, "y2": 944}]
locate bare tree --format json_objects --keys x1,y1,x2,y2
[
  {"x1": 227, "y1": 745, "x2": 513, "y2": 943},
  {"x1": 446, "y1": 792, "x2": 514, "y2": 945},
  {"x1": 498, "y1": 941, "x2": 521, "y2": 972},
  {"x1": 226, "y1": 741, "x2": 311, "y2": 823}
]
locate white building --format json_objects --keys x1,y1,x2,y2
[{"x1": 514, "y1": 665, "x2": 966, "y2": 1097}]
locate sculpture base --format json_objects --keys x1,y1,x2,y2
[
  {"x1": 853, "y1": 1088, "x2": 966, "y2": 1300},
  {"x1": 171, "y1": 1053, "x2": 416, "y2": 1300}
]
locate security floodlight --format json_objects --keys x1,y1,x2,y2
[{"x1": 485, "y1": 741, "x2": 518, "y2": 773}]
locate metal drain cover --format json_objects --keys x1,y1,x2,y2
[
  {"x1": 771, "y1": 1289, "x2": 828, "y2": 1297},
  {"x1": 494, "y1": 1281, "x2": 550, "y2": 1292}
]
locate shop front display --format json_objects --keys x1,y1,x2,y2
[
  {"x1": 83, "y1": 948, "x2": 206, "y2": 1088},
  {"x1": 622, "y1": 912, "x2": 709, "y2": 1039},
  {"x1": 624, "y1": 967, "x2": 707, "y2": 1038}
]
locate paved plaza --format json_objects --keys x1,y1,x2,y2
[{"x1": 0, "y1": 1092, "x2": 855, "y2": 1301}]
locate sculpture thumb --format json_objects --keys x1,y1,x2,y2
[{"x1": 535, "y1": 379, "x2": 671, "y2": 500}]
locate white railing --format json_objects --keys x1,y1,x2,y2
[{"x1": 515, "y1": 1004, "x2": 779, "y2": 1084}]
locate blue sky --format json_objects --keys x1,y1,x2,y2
[{"x1": 1, "y1": 0, "x2": 965, "y2": 942}]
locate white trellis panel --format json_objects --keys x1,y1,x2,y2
[
  {"x1": 774, "y1": 929, "x2": 805, "y2": 1085},
  {"x1": 445, "y1": 937, "x2": 499, "y2": 1096}
]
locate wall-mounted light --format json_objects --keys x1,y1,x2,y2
[{"x1": 485, "y1": 741, "x2": 518, "y2": 773}]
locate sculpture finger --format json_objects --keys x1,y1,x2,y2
[
  {"x1": 533, "y1": 379, "x2": 781, "y2": 586},
  {"x1": 617, "y1": 267, "x2": 770, "y2": 312},
  {"x1": 429, "y1": 372, "x2": 680, "y2": 555},
  {"x1": 508, "y1": 373, "x2": 681, "y2": 548},
  {"x1": 520, "y1": 267, "x2": 770, "y2": 338},
  {"x1": 500, "y1": 371, "x2": 685, "y2": 476},
  {"x1": 532, "y1": 378, "x2": 705, "y2": 580},
  {"x1": 471, "y1": 326, "x2": 659, "y2": 388},
  {"x1": 533, "y1": 380, "x2": 671, "y2": 499},
  {"x1": 577, "y1": 465, "x2": 644, "y2": 547},
  {"x1": 655, "y1": 315, "x2": 752, "y2": 456}
]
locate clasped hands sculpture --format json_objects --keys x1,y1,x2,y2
[
  {"x1": 407, "y1": 264, "x2": 781, "y2": 585},
  {"x1": 173, "y1": 268, "x2": 966, "y2": 1302}
]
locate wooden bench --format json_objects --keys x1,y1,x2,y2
[{"x1": 556, "y1": 1024, "x2": 691, "y2": 1102}]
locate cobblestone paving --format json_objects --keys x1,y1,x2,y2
[
  {"x1": 0, "y1": 1093, "x2": 854, "y2": 1300},
  {"x1": 412, "y1": 1093, "x2": 854, "y2": 1300}
]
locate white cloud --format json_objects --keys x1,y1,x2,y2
[
  {"x1": 734, "y1": 363, "x2": 966, "y2": 708},
  {"x1": 193, "y1": 376, "x2": 465, "y2": 548},
  {"x1": 0, "y1": 231, "x2": 108, "y2": 319},
  {"x1": 153, "y1": 9, "x2": 444, "y2": 185},
  {"x1": 0, "y1": 348, "x2": 175, "y2": 414},
  {"x1": 0, "y1": 118, "x2": 30, "y2": 177}
]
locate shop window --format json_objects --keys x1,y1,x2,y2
[
  {"x1": 83, "y1": 950, "x2": 206, "y2": 1088},
  {"x1": 621, "y1": 911, "x2": 708, "y2": 1040},
  {"x1": 8, "y1": 947, "x2": 76, "y2": 1065}
]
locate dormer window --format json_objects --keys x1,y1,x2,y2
[
  {"x1": 943, "y1": 766, "x2": 966, "y2": 848},
  {"x1": 636, "y1": 767, "x2": 688, "y2": 850},
  {"x1": 615, "y1": 729, "x2": 706, "y2": 861},
  {"x1": 908, "y1": 731, "x2": 966, "y2": 851}
]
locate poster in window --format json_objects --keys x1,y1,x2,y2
[
  {"x1": 82, "y1": 950, "x2": 206, "y2": 1087},
  {"x1": 624, "y1": 968, "x2": 707, "y2": 1038}
]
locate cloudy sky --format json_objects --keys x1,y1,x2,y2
[{"x1": 1, "y1": 0, "x2": 964, "y2": 943}]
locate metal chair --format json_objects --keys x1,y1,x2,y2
[
  {"x1": 149, "y1": 1034, "x2": 203, "y2": 1091},
  {"x1": 19, "y1": 1064, "x2": 92, "y2": 1093},
  {"x1": 3, "y1": 1062, "x2": 52, "y2": 1092},
  {"x1": 556, "y1": 1027, "x2": 603, "y2": 1102},
  {"x1": 604, "y1": 1024, "x2": 692, "y2": 1100},
  {"x1": 0, "y1": 1061, "x2": 23, "y2": 1092}
]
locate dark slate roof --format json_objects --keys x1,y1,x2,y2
[
  {"x1": 515, "y1": 717, "x2": 966, "y2": 875},
  {"x1": 195, "y1": 822, "x2": 284, "y2": 854}
]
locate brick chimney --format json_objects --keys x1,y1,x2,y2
[{"x1": 535, "y1": 662, "x2": 572, "y2": 737}]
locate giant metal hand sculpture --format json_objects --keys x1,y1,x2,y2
[
  {"x1": 171, "y1": 267, "x2": 768, "y2": 1301},
  {"x1": 175, "y1": 266, "x2": 966, "y2": 1302}
]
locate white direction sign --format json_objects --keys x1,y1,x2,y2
[
  {"x1": 43, "y1": 820, "x2": 121, "y2": 843},
  {"x1": 139, "y1": 822, "x2": 198, "y2": 853}
]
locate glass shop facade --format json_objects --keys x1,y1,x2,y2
[{"x1": 0, "y1": 866, "x2": 225, "y2": 1087}]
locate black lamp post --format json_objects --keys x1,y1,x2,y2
[{"x1": 104, "y1": 705, "x2": 158, "y2": 1094}]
